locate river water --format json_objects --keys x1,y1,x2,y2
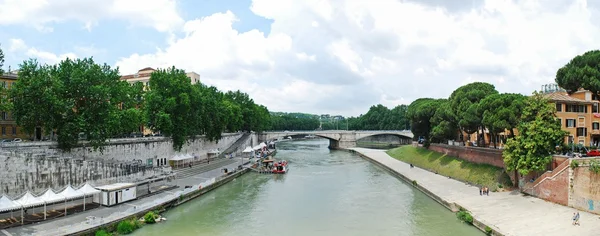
[{"x1": 135, "y1": 139, "x2": 482, "y2": 236}]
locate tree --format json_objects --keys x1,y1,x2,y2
[
  {"x1": 479, "y1": 93, "x2": 526, "y2": 148},
  {"x1": 429, "y1": 99, "x2": 457, "y2": 143},
  {"x1": 503, "y1": 92, "x2": 567, "y2": 179},
  {"x1": 10, "y1": 59, "x2": 63, "y2": 141},
  {"x1": 145, "y1": 66, "x2": 195, "y2": 151},
  {"x1": 555, "y1": 50, "x2": 600, "y2": 94},
  {"x1": 449, "y1": 82, "x2": 498, "y2": 146},
  {"x1": 407, "y1": 98, "x2": 440, "y2": 140},
  {"x1": 52, "y1": 58, "x2": 125, "y2": 151}
]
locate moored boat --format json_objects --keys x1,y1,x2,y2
[{"x1": 272, "y1": 160, "x2": 289, "y2": 174}]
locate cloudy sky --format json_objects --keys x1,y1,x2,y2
[{"x1": 1, "y1": 0, "x2": 600, "y2": 116}]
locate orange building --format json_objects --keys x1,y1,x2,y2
[{"x1": 544, "y1": 89, "x2": 600, "y2": 146}]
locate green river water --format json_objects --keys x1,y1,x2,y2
[{"x1": 134, "y1": 139, "x2": 482, "y2": 236}]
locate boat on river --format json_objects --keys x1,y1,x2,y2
[
  {"x1": 272, "y1": 160, "x2": 289, "y2": 174},
  {"x1": 252, "y1": 158, "x2": 289, "y2": 174}
]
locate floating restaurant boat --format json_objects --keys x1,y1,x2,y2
[
  {"x1": 272, "y1": 160, "x2": 289, "y2": 174},
  {"x1": 253, "y1": 158, "x2": 289, "y2": 174}
]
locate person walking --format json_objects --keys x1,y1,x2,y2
[{"x1": 572, "y1": 212, "x2": 580, "y2": 225}]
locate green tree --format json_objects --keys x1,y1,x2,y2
[
  {"x1": 9, "y1": 59, "x2": 62, "y2": 141},
  {"x1": 479, "y1": 93, "x2": 526, "y2": 148},
  {"x1": 429, "y1": 99, "x2": 457, "y2": 143},
  {"x1": 503, "y1": 92, "x2": 567, "y2": 179},
  {"x1": 555, "y1": 50, "x2": 600, "y2": 94},
  {"x1": 449, "y1": 82, "x2": 498, "y2": 146},
  {"x1": 407, "y1": 98, "x2": 440, "y2": 140},
  {"x1": 51, "y1": 58, "x2": 124, "y2": 151},
  {"x1": 145, "y1": 67, "x2": 195, "y2": 151}
]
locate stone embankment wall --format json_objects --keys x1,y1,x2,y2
[
  {"x1": 0, "y1": 133, "x2": 244, "y2": 197},
  {"x1": 427, "y1": 144, "x2": 504, "y2": 168}
]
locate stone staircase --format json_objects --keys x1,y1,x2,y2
[{"x1": 219, "y1": 132, "x2": 251, "y2": 158}]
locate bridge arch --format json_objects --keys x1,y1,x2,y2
[
  {"x1": 263, "y1": 133, "x2": 342, "y2": 149},
  {"x1": 355, "y1": 133, "x2": 413, "y2": 146}
]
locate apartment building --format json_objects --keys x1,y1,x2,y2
[{"x1": 545, "y1": 88, "x2": 600, "y2": 146}]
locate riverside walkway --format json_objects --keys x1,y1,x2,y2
[
  {"x1": 351, "y1": 148, "x2": 600, "y2": 236},
  {"x1": 3, "y1": 157, "x2": 249, "y2": 236}
]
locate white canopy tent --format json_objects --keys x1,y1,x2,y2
[
  {"x1": 76, "y1": 183, "x2": 101, "y2": 211},
  {"x1": 169, "y1": 154, "x2": 194, "y2": 168},
  {"x1": 38, "y1": 189, "x2": 65, "y2": 220},
  {"x1": 0, "y1": 195, "x2": 21, "y2": 217},
  {"x1": 242, "y1": 146, "x2": 253, "y2": 153},
  {"x1": 15, "y1": 191, "x2": 45, "y2": 209}
]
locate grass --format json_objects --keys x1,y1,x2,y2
[{"x1": 386, "y1": 146, "x2": 512, "y2": 191}]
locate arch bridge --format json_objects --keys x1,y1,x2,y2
[{"x1": 259, "y1": 130, "x2": 414, "y2": 149}]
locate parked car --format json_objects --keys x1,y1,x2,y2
[
  {"x1": 13, "y1": 138, "x2": 22, "y2": 143},
  {"x1": 587, "y1": 150, "x2": 600, "y2": 157}
]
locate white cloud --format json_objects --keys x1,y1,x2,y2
[
  {"x1": 103, "y1": 0, "x2": 600, "y2": 116},
  {"x1": 0, "y1": 0, "x2": 183, "y2": 32},
  {"x1": 9, "y1": 38, "x2": 77, "y2": 65}
]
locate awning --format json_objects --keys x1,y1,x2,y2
[
  {"x1": 15, "y1": 191, "x2": 45, "y2": 208},
  {"x1": 269, "y1": 141, "x2": 275, "y2": 145},
  {"x1": 260, "y1": 142, "x2": 267, "y2": 148},
  {"x1": 208, "y1": 149, "x2": 221, "y2": 154},
  {"x1": 0, "y1": 195, "x2": 21, "y2": 212},
  {"x1": 242, "y1": 146, "x2": 254, "y2": 153},
  {"x1": 77, "y1": 183, "x2": 100, "y2": 196},
  {"x1": 38, "y1": 189, "x2": 66, "y2": 204}
]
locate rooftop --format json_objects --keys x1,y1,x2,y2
[
  {"x1": 95, "y1": 182, "x2": 136, "y2": 191},
  {"x1": 542, "y1": 92, "x2": 593, "y2": 104}
]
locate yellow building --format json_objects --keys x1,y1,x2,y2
[
  {"x1": 544, "y1": 90, "x2": 600, "y2": 146},
  {"x1": 120, "y1": 67, "x2": 201, "y2": 136},
  {"x1": 0, "y1": 73, "x2": 31, "y2": 140}
]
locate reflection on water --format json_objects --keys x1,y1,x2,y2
[{"x1": 134, "y1": 139, "x2": 482, "y2": 236}]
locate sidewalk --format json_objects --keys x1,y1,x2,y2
[
  {"x1": 351, "y1": 148, "x2": 600, "y2": 236},
  {"x1": 3, "y1": 158, "x2": 247, "y2": 236}
]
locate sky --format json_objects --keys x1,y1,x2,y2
[{"x1": 1, "y1": 0, "x2": 600, "y2": 117}]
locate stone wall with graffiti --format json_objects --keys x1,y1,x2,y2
[{"x1": 570, "y1": 161, "x2": 600, "y2": 214}]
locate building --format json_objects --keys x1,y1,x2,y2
[
  {"x1": 120, "y1": 67, "x2": 201, "y2": 89},
  {"x1": 0, "y1": 72, "x2": 30, "y2": 140},
  {"x1": 120, "y1": 67, "x2": 201, "y2": 136},
  {"x1": 543, "y1": 88, "x2": 600, "y2": 146}
]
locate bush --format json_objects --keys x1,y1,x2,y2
[
  {"x1": 485, "y1": 226, "x2": 493, "y2": 235},
  {"x1": 412, "y1": 180, "x2": 417, "y2": 186},
  {"x1": 456, "y1": 210, "x2": 473, "y2": 225},
  {"x1": 144, "y1": 211, "x2": 158, "y2": 224},
  {"x1": 589, "y1": 159, "x2": 600, "y2": 174},
  {"x1": 117, "y1": 218, "x2": 140, "y2": 235},
  {"x1": 571, "y1": 160, "x2": 580, "y2": 169},
  {"x1": 95, "y1": 229, "x2": 111, "y2": 236}
]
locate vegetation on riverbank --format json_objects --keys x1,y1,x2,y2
[{"x1": 386, "y1": 146, "x2": 512, "y2": 191}]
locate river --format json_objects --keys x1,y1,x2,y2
[{"x1": 134, "y1": 139, "x2": 482, "y2": 236}]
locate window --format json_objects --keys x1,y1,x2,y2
[
  {"x1": 577, "y1": 127, "x2": 587, "y2": 137},
  {"x1": 566, "y1": 119, "x2": 576, "y2": 128},
  {"x1": 594, "y1": 122, "x2": 600, "y2": 130},
  {"x1": 556, "y1": 103, "x2": 562, "y2": 112},
  {"x1": 12, "y1": 126, "x2": 16, "y2": 135},
  {"x1": 558, "y1": 118, "x2": 562, "y2": 126},
  {"x1": 566, "y1": 104, "x2": 588, "y2": 113},
  {"x1": 594, "y1": 94, "x2": 600, "y2": 101},
  {"x1": 595, "y1": 103, "x2": 599, "y2": 113},
  {"x1": 1, "y1": 112, "x2": 5, "y2": 120},
  {"x1": 1, "y1": 127, "x2": 5, "y2": 136}
]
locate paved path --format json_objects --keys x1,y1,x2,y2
[
  {"x1": 5, "y1": 158, "x2": 248, "y2": 236},
  {"x1": 351, "y1": 148, "x2": 600, "y2": 236}
]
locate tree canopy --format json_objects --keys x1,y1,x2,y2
[
  {"x1": 556, "y1": 50, "x2": 600, "y2": 94},
  {"x1": 0, "y1": 44, "x2": 4, "y2": 75},
  {"x1": 448, "y1": 82, "x2": 498, "y2": 145},
  {"x1": 407, "y1": 98, "x2": 441, "y2": 139},
  {"x1": 479, "y1": 93, "x2": 526, "y2": 147},
  {"x1": 502, "y1": 92, "x2": 567, "y2": 175}
]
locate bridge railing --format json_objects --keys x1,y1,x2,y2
[{"x1": 263, "y1": 130, "x2": 411, "y2": 133}]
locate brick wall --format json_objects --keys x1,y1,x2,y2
[
  {"x1": 427, "y1": 143, "x2": 505, "y2": 168},
  {"x1": 525, "y1": 159, "x2": 570, "y2": 206},
  {"x1": 570, "y1": 160, "x2": 600, "y2": 214}
]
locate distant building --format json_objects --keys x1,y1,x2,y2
[{"x1": 120, "y1": 67, "x2": 201, "y2": 89}]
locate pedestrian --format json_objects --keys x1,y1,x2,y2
[
  {"x1": 573, "y1": 212, "x2": 580, "y2": 226},
  {"x1": 479, "y1": 187, "x2": 482, "y2": 196}
]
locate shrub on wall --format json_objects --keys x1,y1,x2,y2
[
  {"x1": 588, "y1": 159, "x2": 600, "y2": 174},
  {"x1": 456, "y1": 210, "x2": 473, "y2": 225},
  {"x1": 570, "y1": 160, "x2": 579, "y2": 169}
]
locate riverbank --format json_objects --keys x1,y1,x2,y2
[
  {"x1": 350, "y1": 148, "x2": 600, "y2": 236},
  {"x1": 3, "y1": 159, "x2": 251, "y2": 236},
  {"x1": 386, "y1": 146, "x2": 512, "y2": 191}
]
